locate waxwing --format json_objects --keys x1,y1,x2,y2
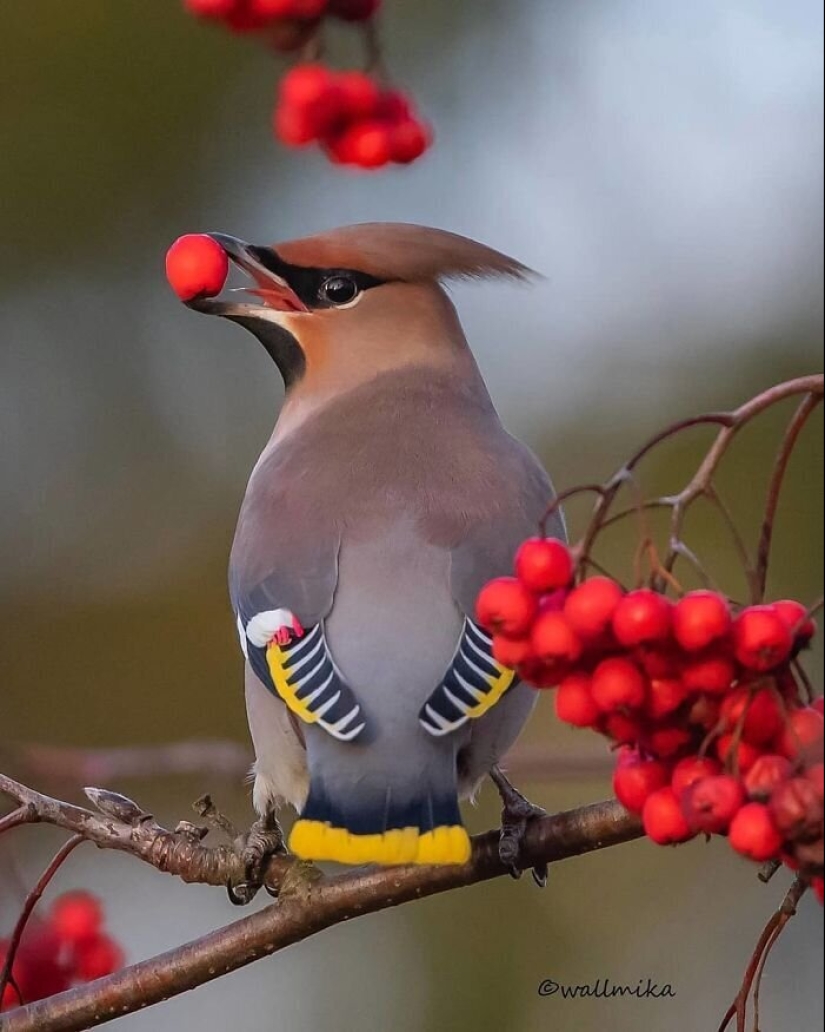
[{"x1": 186, "y1": 223, "x2": 564, "y2": 870}]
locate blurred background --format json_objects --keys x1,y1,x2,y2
[{"x1": 1, "y1": 1, "x2": 823, "y2": 1029}]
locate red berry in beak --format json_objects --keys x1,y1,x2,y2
[{"x1": 165, "y1": 235, "x2": 229, "y2": 301}]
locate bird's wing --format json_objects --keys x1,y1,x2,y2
[
  {"x1": 419, "y1": 432, "x2": 562, "y2": 738},
  {"x1": 231, "y1": 472, "x2": 367, "y2": 744}
]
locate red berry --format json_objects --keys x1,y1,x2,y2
[
  {"x1": 612, "y1": 589, "x2": 673, "y2": 648},
  {"x1": 10, "y1": 923, "x2": 71, "y2": 1002},
  {"x1": 771, "y1": 600, "x2": 817, "y2": 645},
  {"x1": 563, "y1": 577, "x2": 624, "y2": 643},
  {"x1": 336, "y1": 71, "x2": 381, "y2": 120},
  {"x1": 50, "y1": 892, "x2": 103, "y2": 947},
  {"x1": 642, "y1": 787, "x2": 695, "y2": 845},
  {"x1": 476, "y1": 577, "x2": 537, "y2": 638},
  {"x1": 337, "y1": 120, "x2": 393, "y2": 169},
  {"x1": 555, "y1": 673, "x2": 600, "y2": 728},
  {"x1": 165, "y1": 235, "x2": 229, "y2": 302},
  {"x1": 813, "y1": 877, "x2": 824, "y2": 905},
  {"x1": 682, "y1": 775, "x2": 745, "y2": 834},
  {"x1": 274, "y1": 104, "x2": 318, "y2": 146},
  {"x1": 769, "y1": 778, "x2": 823, "y2": 841},
  {"x1": 518, "y1": 658, "x2": 566, "y2": 689},
  {"x1": 74, "y1": 934, "x2": 125, "y2": 982},
  {"x1": 514, "y1": 538, "x2": 574, "y2": 594},
  {"x1": 636, "y1": 646, "x2": 682, "y2": 679},
  {"x1": 390, "y1": 119, "x2": 431, "y2": 164},
  {"x1": 647, "y1": 677, "x2": 689, "y2": 721},
  {"x1": 716, "y1": 734, "x2": 761, "y2": 774},
  {"x1": 647, "y1": 725, "x2": 694, "y2": 759},
  {"x1": 329, "y1": 0, "x2": 380, "y2": 20},
  {"x1": 278, "y1": 64, "x2": 343, "y2": 138},
  {"x1": 720, "y1": 687, "x2": 784, "y2": 746},
  {"x1": 776, "y1": 707, "x2": 825, "y2": 760},
  {"x1": 613, "y1": 755, "x2": 670, "y2": 814},
  {"x1": 671, "y1": 756, "x2": 722, "y2": 798},
  {"x1": 744, "y1": 754, "x2": 793, "y2": 801},
  {"x1": 681, "y1": 652, "x2": 737, "y2": 696},
  {"x1": 530, "y1": 611, "x2": 583, "y2": 666},
  {"x1": 732, "y1": 606, "x2": 794, "y2": 672},
  {"x1": 491, "y1": 634, "x2": 532, "y2": 668},
  {"x1": 813, "y1": 697, "x2": 825, "y2": 717},
  {"x1": 591, "y1": 658, "x2": 647, "y2": 712},
  {"x1": 673, "y1": 591, "x2": 732, "y2": 652},
  {"x1": 603, "y1": 711, "x2": 644, "y2": 745},
  {"x1": 377, "y1": 89, "x2": 412, "y2": 122},
  {"x1": 728, "y1": 803, "x2": 784, "y2": 861},
  {"x1": 251, "y1": 0, "x2": 326, "y2": 17}
]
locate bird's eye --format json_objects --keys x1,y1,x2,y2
[{"x1": 318, "y1": 275, "x2": 359, "y2": 307}]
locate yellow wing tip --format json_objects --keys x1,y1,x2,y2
[{"x1": 289, "y1": 820, "x2": 471, "y2": 866}]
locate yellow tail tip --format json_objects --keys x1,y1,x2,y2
[{"x1": 289, "y1": 820, "x2": 471, "y2": 866}]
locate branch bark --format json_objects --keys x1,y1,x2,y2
[{"x1": 0, "y1": 798, "x2": 641, "y2": 1032}]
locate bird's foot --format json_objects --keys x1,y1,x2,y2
[
  {"x1": 490, "y1": 766, "x2": 548, "y2": 888},
  {"x1": 227, "y1": 809, "x2": 287, "y2": 906}
]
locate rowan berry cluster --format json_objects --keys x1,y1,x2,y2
[
  {"x1": 276, "y1": 64, "x2": 430, "y2": 168},
  {"x1": 183, "y1": 0, "x2": 433, "y2": 168},
  {"x1": 1, "y1": 892, "x2": 124, "y2": 1011},
  {"x1": 184, "y1": 0, "x2": 380, "y2": 34},
  {"x1": 476, "y1": 538, "x2": 824, "y2": 898}
]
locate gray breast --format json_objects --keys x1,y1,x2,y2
[{"x1": 325, "y1": 517, "x2": 463, "y2": 732}]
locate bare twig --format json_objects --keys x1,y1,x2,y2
[
  {"x1": 756, "y1": 393, "x2": 822, "y2": 601},
  {"x1": 716, "y1": 877, "x2": 808, "y2": 1032}
]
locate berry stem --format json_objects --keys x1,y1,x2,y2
[{"x1": 0, "y1": 835, "x2": 86, "y2": 1005}]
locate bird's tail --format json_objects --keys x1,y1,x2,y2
[{"x1": 289, "y1": 777, "x2": 471, "y2": 866}]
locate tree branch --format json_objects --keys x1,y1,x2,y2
[{"x1": 0, "y1": 798, "x2": 641, "y2": 1032}]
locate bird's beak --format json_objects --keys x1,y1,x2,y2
[
  {"x1": 185, "y1": 233, "x2": 308, "y2": 318},
  {"x1": 186, "y1": 234, "x2": 308, "y2": 388}
]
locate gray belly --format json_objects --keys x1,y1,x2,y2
[{"x1": 325, "y1": 518, "x2": 464, "y2": 731}]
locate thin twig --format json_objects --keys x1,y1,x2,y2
[
  {"x1": 0, "y1": 836, "x2": 85, "y2": 1005},
  {"x1": 716, "y1": 877, "x2": 808, "y2": 1032},
  {"x1": 756, "y1": 392, "x2": 822, "y2": 601}
]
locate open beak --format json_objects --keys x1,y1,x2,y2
[{"x1": 185, "y1": 234, "x2": 307, "y2": 317}]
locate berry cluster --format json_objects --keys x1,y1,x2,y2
[
  {"x1": 182, "y1": 0, "x2": 432, "y2": 169},
  {"x1": 1, "y1": 892, "x2": 124, "y2": 1011},
  {"x1": 184, "y1": 0, "x2": 379, "y2": 35},
  {"x1": 275, "y1": 64, "x2": 430, "y2": 168},
  {"x1": 476, "y1": 538, "x2": 824, "y2": 897}
]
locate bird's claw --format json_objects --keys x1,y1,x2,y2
[
  {"x1": 490, "y1": 766, "x2": 548, "y2": 888},
  {"x1": 226, "y1": 810, "x2": 287, "y2": 906}
]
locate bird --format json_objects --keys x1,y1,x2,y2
[{"x1": 185, "y1": 223, "x2": 564, "y2": 885}]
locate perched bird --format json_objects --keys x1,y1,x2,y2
[{"x1": 186, "y1": 223, "x2": 563, "y2": 878}]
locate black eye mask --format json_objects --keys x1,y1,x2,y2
[{"x1": 247, "y1": 246, "x2": 386, "y2": 309}]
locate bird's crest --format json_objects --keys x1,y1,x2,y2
[{"x1": 273, "y1": 223, "x2": 535, "y2": 284}]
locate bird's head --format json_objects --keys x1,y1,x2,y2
[{"x1": 187, "y1": 222, "x2": 534, "y2": 408}]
